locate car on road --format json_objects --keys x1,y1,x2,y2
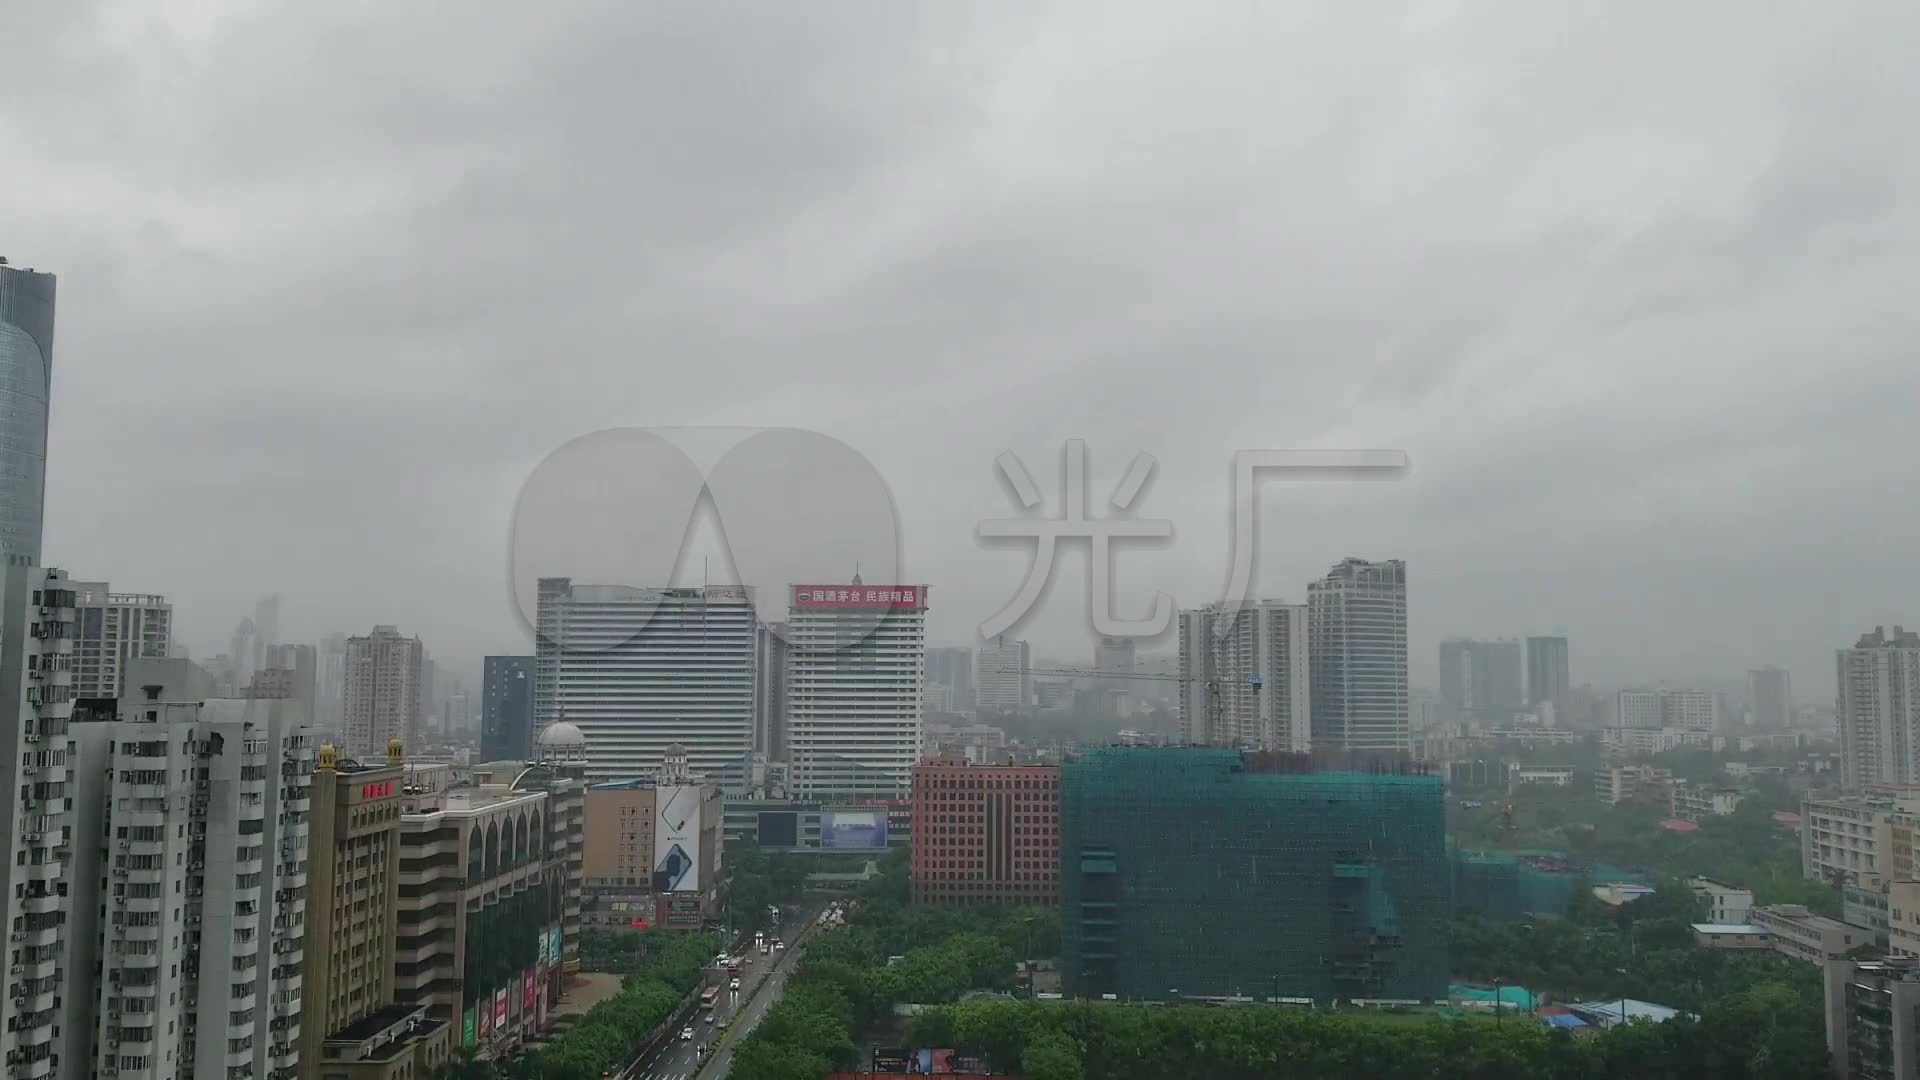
[
  {"x1": 680, "y1": 1026, "x2": 694, "y2": 1041},
  {"x1": 729, "y1": 978, "x2": 741, "y2": 990},
  {"x1": 772, "y1": 939, "x2": 785, "y2": 951},
  {"x1": 705, "y1": 1012, "x2": 716, "y2": 1024}
]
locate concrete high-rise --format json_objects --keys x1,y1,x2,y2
[
  {"x1": 534, "y1": 579, "x2": 755, "y2": 780},
  {"x1": 0, "y1": 569, "x2": 78, "y2": 1080},
  {"x1": 1525, "y1": 636, "x2": 1571, "y2": 709},
  {"x1": 975, "y1": 638, "x2": 1030, "y2": 710},
  {"x1": 1438, "y1": 638, "x2": 1523, "y2": 722},
  {"x1": 1838, "y1": 626, "x2": 1920, "y2": 789},
  {"x1": 785, "y1": 582, "x2": 928, "y2": 800},
  {"x1": 1308, "y1": 558, "x2": 1409, "y2": 755},
  {"x1": 482, "y1": 655, "x2": 535, "y2": 762},
  {"x1": 58, "y1": 658, "x2": 313, "y2": 1080},
  {"x1": 1750, "y1": 666, "x2": 1793, "y2": 731},
  {"x1": 343, "y1": 625, "x2": 425, "y2": 757},
  {"x1": 67, "y1": 580, "x2": 172, "y2": 697},
  {"x1": 1177, "y1": 600, "x2": 1311, "y2": 751}
]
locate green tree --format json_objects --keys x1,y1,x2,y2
[{"x1": 1022, "y1": 1028, "x2": 1084, "y2": 1080}]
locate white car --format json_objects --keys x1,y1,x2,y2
[
  {"x1": 680, "y1": 1027, "x2": 694, "y2": 1041},
  {"x1": 729, "y1": 978, "x2": 741, "y2": 991},
  {"x1": 772, "y1": 940, "x2": 785, "y2": 952}
]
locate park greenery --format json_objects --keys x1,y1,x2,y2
[
  {"x1": 730, "y1": 851, "x2": 1059, "y2": 1080},
  {"x1": 898, "y1": 989, "x2": 1827, "y2": 1080}
]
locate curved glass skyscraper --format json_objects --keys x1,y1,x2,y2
[{"x1": 0, "y1": 261, "x2": 56, "y2": 567}]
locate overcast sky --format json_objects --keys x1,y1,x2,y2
[{"x1": 8, "y1": 2, "x2": 1918, "y2": 699}]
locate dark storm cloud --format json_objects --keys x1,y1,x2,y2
[{"x1": 7, "y1": 1, "x2": 1917, "y2": 699}]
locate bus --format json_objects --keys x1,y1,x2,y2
[{"x1": 700, "y1": 987, "x2": 719, "y2": 1011}]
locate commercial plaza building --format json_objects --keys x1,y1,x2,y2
[
  {"x1": 533, "y1": 580, "x2": 756, "y2": 780},
  {"x1": 910, "y1": 759, "x2": 1060, "y2": 906}
]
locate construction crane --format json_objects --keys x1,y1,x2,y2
[{"x1": 1008, "y1": 666, "x2": 1261, "y2": 746}]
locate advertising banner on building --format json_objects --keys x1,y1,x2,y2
[
  {"x1": 524, "y1": 969, "x2": 536, "y2": 1011},
  {"x1": 655, "y1": 785, "x2": 701, "y2": 892},
  {"x1": 821, "y1": 809, "x2": 889, "y2": 849},
  {"x1": 494, "y1": 987, "x2": 508, "y2": 1030},
  {"x1": 548, "y1": 926, "x2": 563, "y2": 969},
  {"x1": 463, "y1": 1008, "x2": 477, "y2": 1049},
  {"x1": 536, "y1": 929, "x2": 548, "y2": 967},
  {"x1": 792, "y1": 584, "x2": 926, "y2": 610},
  {"x1": 478, "y1": 1001, "x2": 493, "y2": 1040}
]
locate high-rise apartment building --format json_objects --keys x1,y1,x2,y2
[
  {"x1": 1308, "y1": 558, "x2": 1409, "y2": 755},
  {"x1": 1060, "y1": 747, "x2": 1448, "y2": 1005},
  {"x1": 1177, "y1": 600, "x2": 1311, "y2": 751},
  {"x1": 754, "y1": 623, "x2": 789, "y2": 757},
  {"x1": 1839, "y1": 627, "x2": 1920, "y2": 789},
  {"x1": 1438, "y1": 638, "x2": 1524, "y2": 722},
  {"x1": 67, "y1": 581, "x2": 172, "y2": 697},
  {"x1": 1824, "y1": 956, "x2": 1920, "y2": 1080},
  {"x1": 1526, "y1": 636, "x2": 1571, "y2": 710},
  {"x1": 1750, "y1": 665, "x2": 1794, "y2": 732},
  {"x1": 910, "y1": 759, "x2": 1060, "y2": 905},
  {"x1": 533, "y1": 579, "x2": 756, "y2": 780},
  {"x1": 1661, "y1": 688, "x2": 1721, "y2": 731},
  {"x1": 0, "y1": 569, "x2": 78, "y2": 1080},
  {"x1": 482, "y1": 655, "x2": 535, "y2": 762},
  {"x1": 926, "y1": 646, "x2": 975, "y2": 715},
  {"x1": 785, "y1": 582, "x2": 927, "y2": 800},
  {"x1": 975, "y1": 638, "x2": 1030, "y2": 711},
  {"x1": 302, "y1": 742, "x2": 449, "y2": 1079},
  {"x1": 342, "y1": 625, "x2": 425, "y2": 757},
  {"x1": 0, "y1": 261, "x2": 63, "y2": 1080},
  {"x1": 1617, "y1": 689, "x2": 1663, "y2": 729},
  {"x1": 57, "y1": 658, "x2": 313, "y2": 1080}
]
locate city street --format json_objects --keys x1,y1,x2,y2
[{"x1": 623, "y1": 914, "x2": 815, "y2": 1080}]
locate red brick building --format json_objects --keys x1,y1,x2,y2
[{"x1": 910, "y1": 758, "x2": 1060, "y2": 905}]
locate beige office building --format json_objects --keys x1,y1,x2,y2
[{"x1": 303, "y1": 741, "x2": 449, "y2": 1080}]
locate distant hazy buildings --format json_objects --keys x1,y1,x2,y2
[
  {"x1": 1838, "y1": 626, "x2": 1920, "y2": 789},
  {"x1": 785, "y1": 582, "x2": 927, "y2": 800},
  {"x1": 482, "y1": 655, "x2": 535, "y2": 762},
  {"x1": 1176, "y1": 600, "x2": 1311, "y2": 751},
  {"x1": 1614, "y1": 688, "x2": 1719, "y2": 732},
  {"x1": 0, "y1": 259, "x2": 56, "y2": 572},
  {"x1": 317, "y1": 631, "x2": 348, "y2": 735},
  {"x1": 926, "y1": 645, "x2": 976, "y2": 714},
  {"x1": 1749, "y1": 666, "x2": 1793, "y2": 731},
  {"x1": 343, "y1": 624, "x2": 426, "y2": 756},
  {"x1": 976, "y1": 638, "x2": 1031, "y2": 710},
  {"x1": 1309, "y1": 558, "x2": 1410, "y2": 755},
  {"x1": 1438, "y1": 638, "x2": 1523, "y2": 723},
  {"x1": 1526, "y1": 635, "x2": 1571, "y2": 711},
  {"x1": 534, "y1": 579, "x2": 756, "y2": 780},
  {"x1": 261, "y1": 641, "x2": 317, "y2": 723},
  {"x1": 66, "y1": 580, "x2": 171, "y2": 697}
]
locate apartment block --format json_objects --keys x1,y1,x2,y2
[
  {"x1": 67, "y1": 581, "x2": 171, "y2": 697},
  {"x1": 1803, "y1": 795, "x2": 1901, "y2": 888},
  {"x1": 910, "y1": 759, "x2": 1061, "y2": 906},
  {"x1": 785, "y1": 583, "x2": 927, "y2": 800},
  {"x1": 1825, "y1": 957, "x2": 1920, "y2": 1079}
]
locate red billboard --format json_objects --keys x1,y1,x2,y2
[{"x1": 792, "y1": 585, "x2": 926, "y2": 610}]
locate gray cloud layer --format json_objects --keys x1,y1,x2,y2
[{"x1": 8, "y1": 2, "x2": 1916, "y2": 697}]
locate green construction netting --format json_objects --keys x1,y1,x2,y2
[{"x1": 1061, "y1": 748, "x2": 1451, "y2": 1005}]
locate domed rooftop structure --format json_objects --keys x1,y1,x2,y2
[{"x1": 539, "y1": 721, "x2": 586, "y2": 750}]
